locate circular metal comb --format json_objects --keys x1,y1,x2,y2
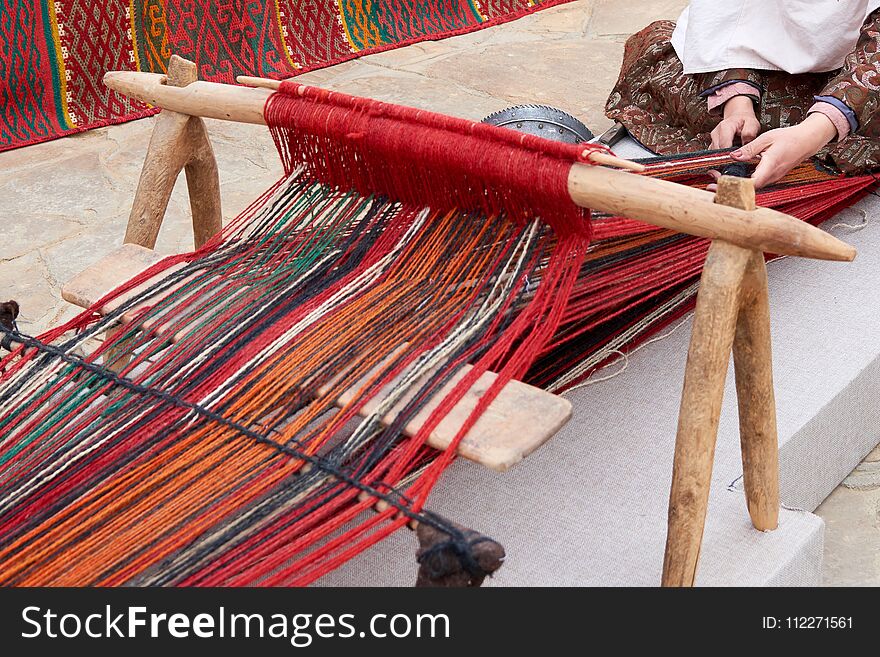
[{"x1": 481, "y1": 104, "x2": 594, "y2": 144}]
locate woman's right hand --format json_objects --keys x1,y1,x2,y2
[{"x1": 710, "y1": 95, "x2": 761, "y2": 149}]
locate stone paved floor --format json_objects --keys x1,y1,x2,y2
[{"x1": 0, "y1": 0, "x2": 877, "y2": 585}]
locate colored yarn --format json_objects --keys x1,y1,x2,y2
[
  {"x1": 531, "y1": 152, "x2": 877, "y2": 390},
  {"x1": 265, "y1": 82, "x2": 611, "y2": 238},
  {"x1": 0, "y1": 172, "x2": 587, "y2": 587},
  {"x1": 2, "y1": 0, "x2": 574, "y2": 152},
  {"x1": 0, "y1": 87, "x2": 874, "y2": 586}
]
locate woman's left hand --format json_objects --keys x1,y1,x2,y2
[{"x1": 728, "y1": 113, "x2": 839, "y2": 189}]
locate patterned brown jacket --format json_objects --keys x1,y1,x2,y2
[{"x1": 605, "y1": 12, "x2": 880, "y2": 173}]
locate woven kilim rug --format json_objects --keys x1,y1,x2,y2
[{"x1": 1, "y1": 0, "x2": 573, "y2": 152}]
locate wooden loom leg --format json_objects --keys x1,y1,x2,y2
[
  {"x1": 124, "y1": 54, "x2": 222, "y2": 250},
  {"x1": 124, "y1": 55, "x2": 197, "y2": 249},
  {"x1": 124, "y1": 109, "x2": 188, "y2": 248},
  {"x1": 717, "y1": 175, "x2": 780, "y2": 531},
  {"x1": 733, "y1": 252, "x2": 780, "y2": 531},
  {"x1": 103, "y1": 324, "x2": 133, "y2": 374},
  {"x1": 662, "y1": 175, "x2": 784, "y2": 586},
  {"x1": 662, "y1": 239, "x2": 750, "y2": 586},
  {"x1": 184, "y1": 119, "x2": 223, "y2": 249}
]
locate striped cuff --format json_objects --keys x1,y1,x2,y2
[
  {"x1": 704, "y1": 81, "x2": 762, "y2": 115},
  {"x1": 812, "y1": 96, "x2": 858, "y2": 135},
  {"x1": 808, "y1": 102, "x2": 852, "y2": 142},
  {"x1": 699, "y1": 79, "x2": 763, "y2": 98}
]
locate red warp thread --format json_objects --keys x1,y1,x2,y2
[{"x1": 265, "y1": 82, "x2": 612, "y2": 239}]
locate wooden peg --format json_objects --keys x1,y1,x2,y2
[
  {"x1": 584, "y1": 151, "x2": 646, "y2": 172},
  {"x1": 236, "y1": 75, "x2": 282, "y2": 91},
  {"x1": 713, "y1": 174, "x2": 756, "y2": 211}
]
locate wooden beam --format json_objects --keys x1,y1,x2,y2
[
  {"x1": 102, "y1": 70, "x2": 856, "y2": 263},
  {"x1": 62, "y1": 244, "x2": 571, "y2": 472},
  {"x1": 567, "y1": 163, "x2": 854, "y2": 262},
  {"x1": 105, "y1": 71, "x2": 271, "y2": 125}
]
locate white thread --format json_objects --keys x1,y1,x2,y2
[
  {"x1": 831, "y1": 208, "x2": 869, "y2": 232},
  {"x1": 563, "y1": 313, "x2": 694, "y2": 393}
]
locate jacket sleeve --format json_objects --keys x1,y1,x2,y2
[
  {"x1": 817, "y1": 9, "x2": 880, "y2": 134},
  {"x1": 697, "y1": 68, "x2": 764, "y2": 98}
]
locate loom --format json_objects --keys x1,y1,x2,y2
[{"x1": 0, "y1": 55, "x2": 870, "y2": 588}]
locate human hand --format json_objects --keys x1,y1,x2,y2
[
  {"x1": 729, "y1": 112, "x2": 838, "y2": 188},
  {"x1": 710, "y1": 95, "x2": 761, "y2": 150}
]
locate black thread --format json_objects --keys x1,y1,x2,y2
[{"x1": 0, "y1": 326, "x2": 479, "y2": 564}]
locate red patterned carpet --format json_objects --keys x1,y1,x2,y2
[{"x1": 1, "y1": 0, "x2": 573, "y2": 152}]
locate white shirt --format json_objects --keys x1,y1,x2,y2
[{"x1": 672, "y1": 0, "x2": 880, "y2": 74}]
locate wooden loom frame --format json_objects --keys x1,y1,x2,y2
[{"x1": 60, "y1": 56, "x2": 855, "y2": 587}]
